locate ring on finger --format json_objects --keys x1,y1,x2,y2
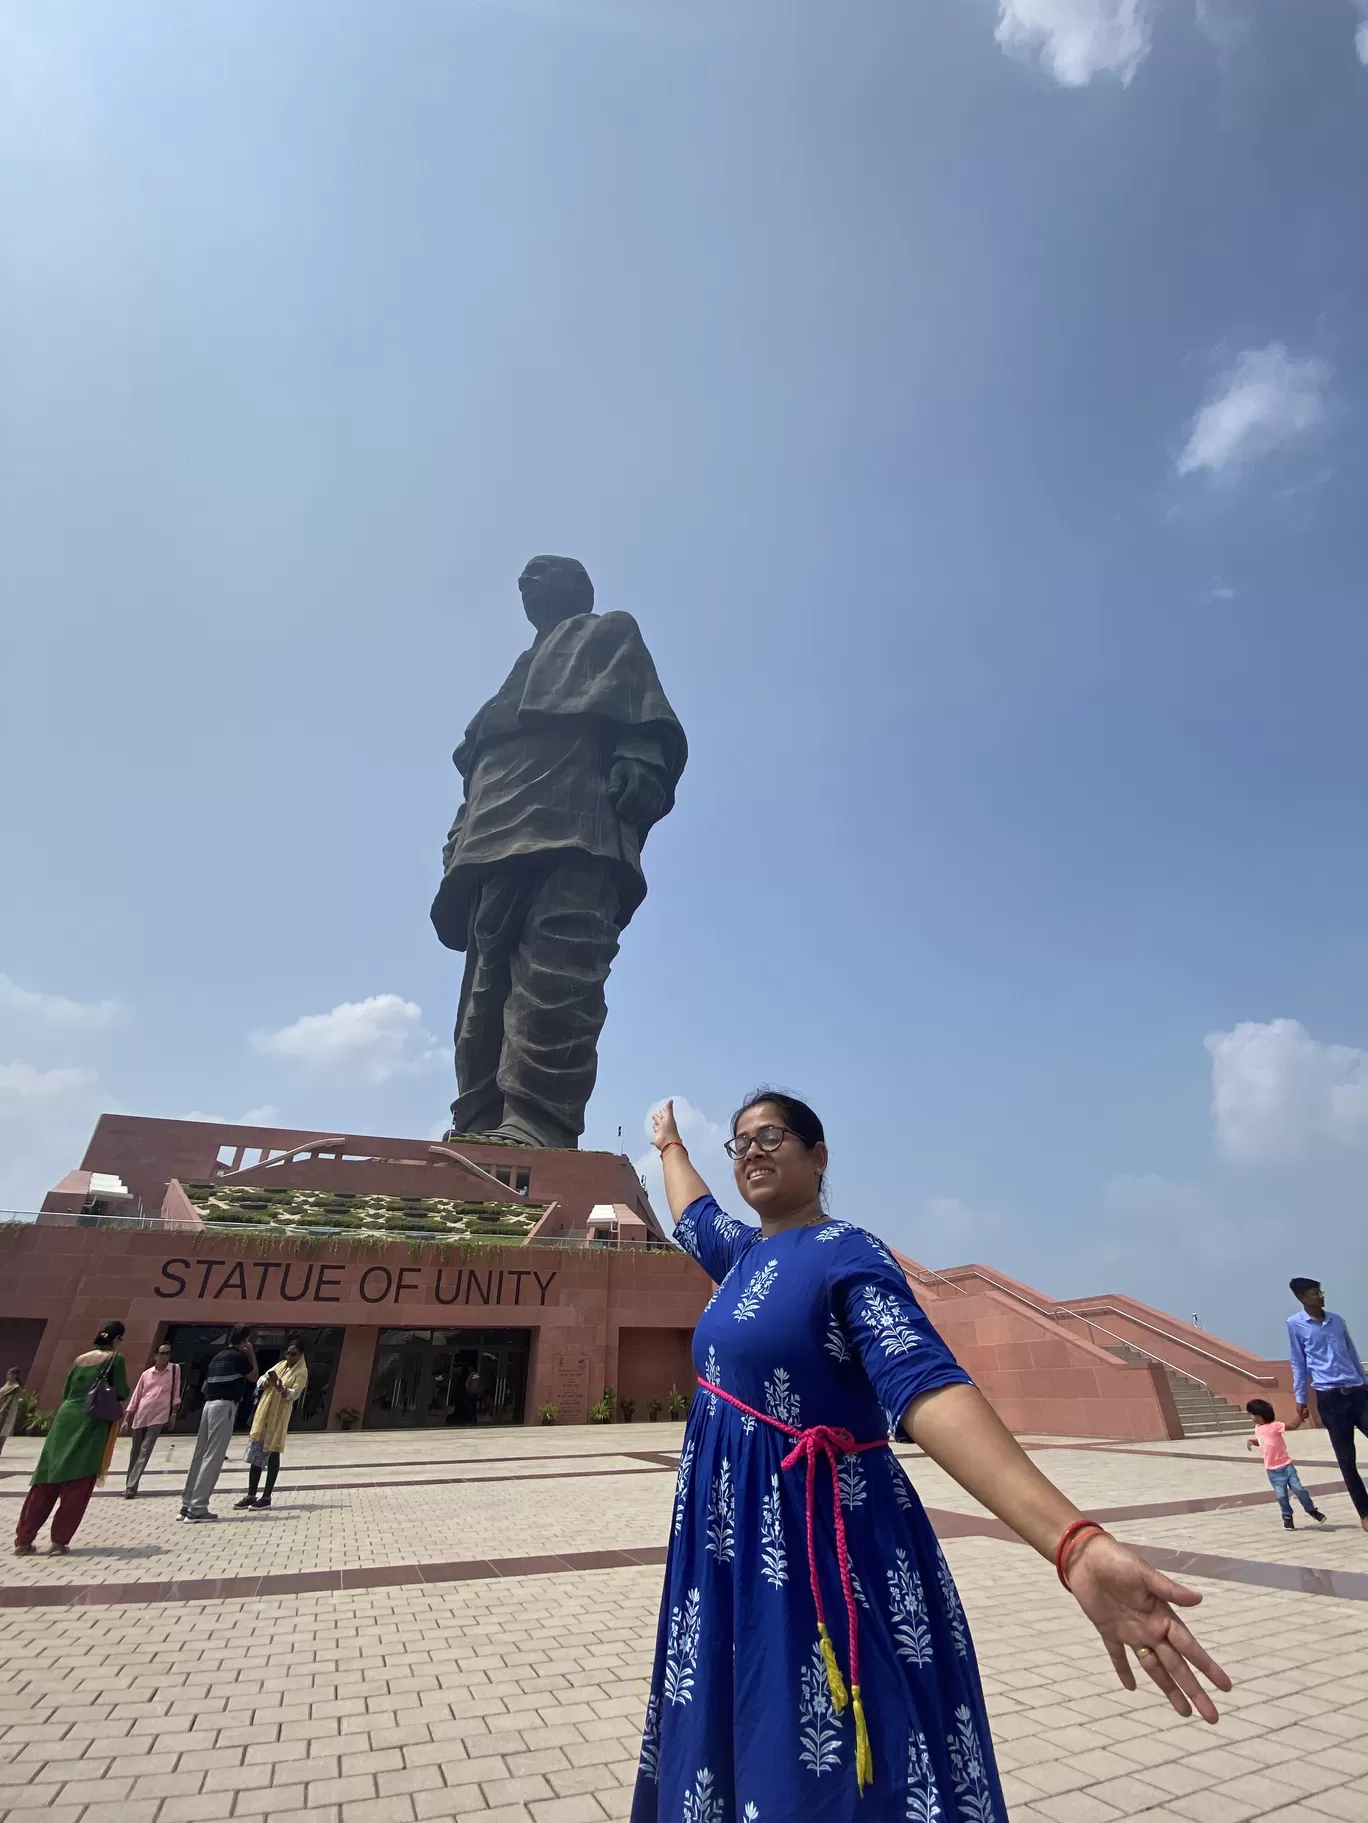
[{"x1": 1135, "y1": 1646, "x2": 1155, "y2": 1659}]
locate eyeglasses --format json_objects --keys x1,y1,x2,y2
[{"x1": 724, "y1": 1124, "x2": 798, "y2": 1160}]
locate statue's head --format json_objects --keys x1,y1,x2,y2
[{"x1": 518, "y1": 555, "x2": 594, "y2": 633}]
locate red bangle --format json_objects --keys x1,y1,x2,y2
[
  {"x1": 1055, "y1": 1519, "x2": 1106, "y2": 1590},
  {"x1": 659, "y1": 1140, "x2": 686, "y2": 1157}
]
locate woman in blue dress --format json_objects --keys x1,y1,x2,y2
[{"x1": 632, "y1": 1090, "x2": 1230, "y2": 1823}]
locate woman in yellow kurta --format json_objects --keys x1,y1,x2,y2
[{"x1": 237, "y1": 1341, "x2": 307, "y2": 1509}]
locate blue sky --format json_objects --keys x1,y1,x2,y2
[{"x1": 5, "y1": 0, "x2": 1368, "y2": 1355}]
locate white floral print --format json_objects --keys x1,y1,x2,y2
[
  {"x1": 906, "y1": 1729, "x2": 943, "y2": 1823},
  {"x1": 888, "y1": 1453, "x2": 917, "y2": 1512},
  {"x1": 824, "y1": 1315, "x2": 851, "y2": 1363},
  {"x1": 673, "y1": 1439, "x2": 696, "y2": 1537},
  {"x1": 664, "y1": 1587, "x2": 702, "y2": 1705},
  {"x1": 707, "y1": 1458, "x2": 735, "y2": 1563},
  {"x1": 938, "y1": 1549, "x2": 969, "y2": 1657},
  {"x1": 638, "y1": 1695, "x2": 661, "y2": 1782},
  {"x1": 760, "y1": 1473, "x2": 787, "y2": 1588},
  {"x1": 733, "y1": 1257, "x2": 779, "y2": 1321},
  {"x1": 798, "y1": 1638, "x2": 843, "y2": 1775},
  {"x1": 948, "y1": 1705, "x2": 995, "y2": 1823},
  {"x1": 764, "y1": 1368, "x2": 801, "y2": 1428},
  {"x1": 703, "y1": 1346, "x2": 720, "y2": 1414},
  {"x1": 682, "y1": 1766, "x2": 724, "y2": 1823},
  {"x1": 861, "y1": 1286, "x2": 921, "y2": 1357},
  {"x1": 838, "y1": 1454, "x2": 867, "y2": 1510},
  {"x1": 887, "y1": 1548, "x2": 933, "y2": 1668}
]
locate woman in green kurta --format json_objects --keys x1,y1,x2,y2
[{"x1": 14, "y1": 1322, "x2": 129, "y2": 1555}]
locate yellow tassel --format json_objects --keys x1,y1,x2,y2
[
  {"x1": 852, "y1": 1686, "x2": 874, "y2": 1794},
  {"x1": 817, "y1": 1624, "x2": 848, "y2": 1712}
]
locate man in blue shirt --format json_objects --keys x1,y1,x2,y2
[{"x1": 1289, "y1": 1276, "x2": 1368, "y2": 1530}]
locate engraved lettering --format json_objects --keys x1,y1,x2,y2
[
  {"x1": 394, "y1": 1266, "x2": 420, "y2": 1302},
  {"x1": 314, "y1": 1264, "x2": 343, "y2": 1302},
  {"x1": 214, "y1": 1261, "x2": 248, "y2": 1299},
  {"x1": 280, "y1": 1263, "x2": 315, "y2": 1301},
  {"x1": 359, "y1": 1266, "x2": 392, "y2": 1303},
  {"x1": 254, "y1": 1261, "x2": 283, "y2": 1300},
  {"x1": 196, "y1": 1259, "x2": 226, "y2": 1298},
  {"x1": 156, "y1": 1259, "x2": 189, "y2": 1299},
  {"x1": 508, "y1": 1270, "x2": 530, "y2": 1306},
  {"x1": 434, "y1": 1268, "x2": 463, "y2": 1306},
  {"x1": 465, "y1": 1270, "x2": 492, "y2": 1305},
  {"x1": 533, "y1": 1269, "x2": 558, "y2": 1306}
]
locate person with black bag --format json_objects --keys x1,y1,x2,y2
[
  {"x1": 14, "y1": 1321, "x2": 129, "y2": 1556},
  {"x1": 180, "y1": 1325, "x2": 256, "y2": 1522}
]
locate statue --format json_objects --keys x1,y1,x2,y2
[{"x1": 431, "y1": 556, "x2": 687, "y2": 1148}]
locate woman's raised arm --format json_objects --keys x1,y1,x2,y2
[{"x1": 651, "y1": 1099, "x2": 714, "y2": 1222}]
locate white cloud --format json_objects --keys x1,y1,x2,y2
[
  {"x1": 1176, "y1": 344, "x2": 1330, "y2": 480},
  {"x1": 1204, "y1": 1018, "x2": 1368, "y2": 1165},
  {"x1": 253, "y1": 995, "x2": 442, "y2": 1086},
  {"x1": 0, "y1": 972, "x2": 125, "y2": 1030},
  {"x1": 634, "y1": 1096, "x2": 731, "y2": 1222},
  {"x1": 0, "y1": 1060, "x2": 96, "y2": 1115},
  {"x1": 994, "y1": 0, "x2": 1152, "y2": 87},
  {"x1": 0, "y1": 1060, "x2": 104, "y2": 1213},
  {"x1": 1354, "y1": 5, "x2": 1368, "y2": 67}
]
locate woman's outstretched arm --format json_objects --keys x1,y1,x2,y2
[
  {"x1": 651, "y1": 1099, "x2": 714, "y2": 1223},
  {"x1": 904, "y1": 1382, "x2": 1232, "y2": 1723}
]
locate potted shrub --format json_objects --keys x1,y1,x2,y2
[
  {"x1": 589, "y1": 1383, "x2": 616, "y2": 1423},
  {"x1": 336, "y1": 1407, "x2": 361, "y2": 1432},
  {"x1": 619, "y1": 1397, "x2": 635, "y2": 1423},
  {"x1": 647, "y1": 1398, "x2": 663, "y2": 1422},
  {"x1": 538, "y1": 1402, "x2": 559, "y2": 1425},
  {"x1": 667, "y1": 1384, "x2": 689, "y2": 1420}
]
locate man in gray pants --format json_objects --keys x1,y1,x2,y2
[{"x1": 181, "y1": 1326, "x2": 256, "y2": 1521}]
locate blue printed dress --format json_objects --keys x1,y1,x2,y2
[{"x1": 631, "y1": 1197, "x2": 1006, "y2": 1823}]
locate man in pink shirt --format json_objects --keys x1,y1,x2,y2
[
  {"x1": 1246, "y1": 1398, "x2": 1327, "y2": 1530},
  {"x1": 122, "y1": 1342, "x2": 182, "y2": 1497}
]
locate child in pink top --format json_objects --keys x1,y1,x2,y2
[{"x1": 1246, "y1": 1399, "x2": 1326, "y2": 1530}]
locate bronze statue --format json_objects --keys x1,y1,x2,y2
[{"x1": 432, "y1": 556, "x2": 687, "y2": 1148}]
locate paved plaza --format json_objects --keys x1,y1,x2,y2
[{"x1": 3, "y1": 1425, "x2": 1368, "y2": 1823}]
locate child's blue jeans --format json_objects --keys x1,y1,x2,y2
[{"x1": 1268, "y1": 1463, "x2": 1316, "y2": 1520}]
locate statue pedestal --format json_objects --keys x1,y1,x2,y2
[{"x1": 428, "y1": 1138, "x2": 662, "y2": 1244}]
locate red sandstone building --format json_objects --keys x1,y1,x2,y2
[{"x1": 2, "y1": 1114, "x2": 1295, "y2": 1440}]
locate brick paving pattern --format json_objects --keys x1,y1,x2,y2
[{"x1": 3, "y1": 1426, "x2": 1368, "y2": 1820}]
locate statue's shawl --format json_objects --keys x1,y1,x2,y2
[
  {"x1": 453, "y1": 611, "x2": 687, "y2": 805},
  {"x1": 431, "y1": 611, "x2": 687, "y2": 951}
]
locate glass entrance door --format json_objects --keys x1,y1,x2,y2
[{"x1": 365, "y1": 1328, "x2": 531, "y2": 1428}]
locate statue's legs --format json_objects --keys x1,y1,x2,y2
[
  {"x1": 495, "y1": 855, "x2": 622, "y2": 1149},
  {"x1": 450, "y1": 873, "x2": 524, "y2": 1137}
]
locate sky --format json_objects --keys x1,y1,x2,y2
[{"x1": 4, "y1": 0, "x2": 1368, "y2": 1356}]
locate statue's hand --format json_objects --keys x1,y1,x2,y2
[{"x1": 608, "y1": 757, "x2": 667, "y2": 827}]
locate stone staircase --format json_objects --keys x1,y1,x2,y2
[{"x1": 1105, "y1": 1345, "x2": 1252, "y2": 1437}]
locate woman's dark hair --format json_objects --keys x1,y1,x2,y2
[
  {"x1": 731, "y1": 1086, "x2": 829, "y2": 1208},
  {"x1": 93, "y1": 1321, "x2": 125, "y2": 1347},
  {"x1": 229, "y1": 1324, "x2": 252, "y2": 1346},
  {"x1": 1245, "y1": 1399, "x2": 1275, "y2": 1424},
  {"x1": 286, "y1": 1337, "x2": 304, "y2": 1352}
]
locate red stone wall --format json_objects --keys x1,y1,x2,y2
[{"x1": 0, "y1": 1224, "x2": 712, "y2": 1424}]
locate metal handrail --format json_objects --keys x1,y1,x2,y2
[
  {"x1": 1062, "y1": 1303, "x2": 1278, "y2": 1386},
  {"x1": 1051, "y1": 1311, "x2": 1213, "y2": 1393}
]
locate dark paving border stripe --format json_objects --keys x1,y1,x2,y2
[
  {"x1": 0, "y1": 1462, "x2": 677, "y2": 1501},
  {"x1": 4, "y1": 1487, "x2": 1366, "y2": 1609},
  {"x1": 0, "y1": 1543, "x2": 671, "y2": 1609}
]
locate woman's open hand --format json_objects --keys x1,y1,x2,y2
[
  {"x1": 1067, "y1": 1533, "x2": 1232, "y2": 1722},
  {"x1": 651, "y1": 1100, "x2": 682, "y2": 1153}
]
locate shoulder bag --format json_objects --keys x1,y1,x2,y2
[{"x1": 84, "y1": 1354, "x2": 123, "y2": 1423}]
